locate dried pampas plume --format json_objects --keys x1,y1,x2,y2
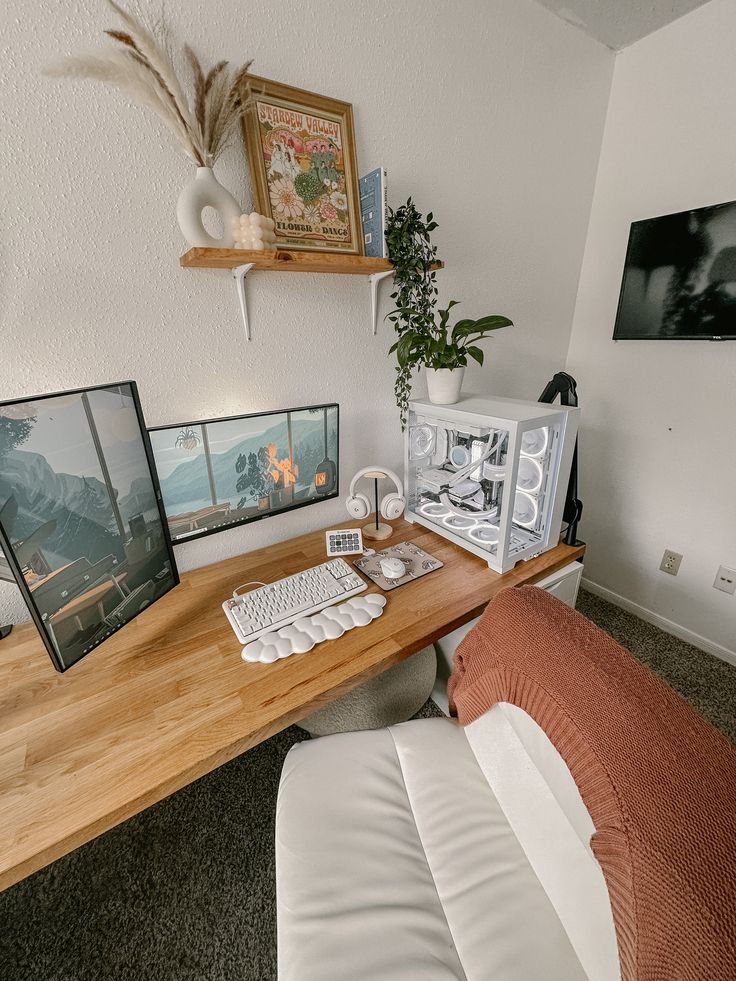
[
  {"x1": 44, "y1": 1, "x2": 253, "y2": 168},
  {"x1": 183, "y1": 46, "x2": 253, "y2": 167}
]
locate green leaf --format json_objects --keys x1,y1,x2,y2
[
  {"x1": 452, "y1": 316, "x2": 511, "y2": 341},
  {"x1": 451, "y1": 316, "x2": 511, "y2": 336},
  {"x1": 451, "y1": 318, "x2": 476, "y2": 341},
  {"x1": 396, "y1": 333, "x2": 415, "y2": 368},
  {"x1": 451, "y1": 324, "x2": 480, "y2": 339},
  {"x1": 467, "y1": 346, "x2": 484, "y2": 366},
  {"x1": 471, "y1": 315, "x2": 513, "y2": 330}
]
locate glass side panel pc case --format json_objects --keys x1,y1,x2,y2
[
  {"x1": 405, "y1": 395, "x2": 579, "y2": 574},
  {"x1": 0, "y1": 382, "x2": 178, "y2": 672}
]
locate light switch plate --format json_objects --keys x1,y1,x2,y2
[{"x1": 713, "y1": 566, "x2": 736, "y2": 595}]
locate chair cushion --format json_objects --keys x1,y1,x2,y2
[
  {"x1": 276, "y1": 717, "x2": 587, "y2": 981},
  {"x1": 465, "y1": 703, "x2": 621, "y2": 981}
]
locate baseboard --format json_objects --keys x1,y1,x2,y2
[{"x1": 581, "y1": 578, "x2": 736, "y2": 668}]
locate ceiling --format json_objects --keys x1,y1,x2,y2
[{"x1": 534, "y1": 0, "x2": 712, "y2": 49}]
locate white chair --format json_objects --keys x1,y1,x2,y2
[{"x1": 276, "y1": 704, "x2": 620, "y2": 981}]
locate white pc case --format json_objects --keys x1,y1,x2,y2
[{"x1": 404, "y1": 394, "x2": 579, "y2": 574}]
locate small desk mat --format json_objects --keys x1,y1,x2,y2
[{"x1": 353, "y1": 541, "x2": 443, "y2": 591}]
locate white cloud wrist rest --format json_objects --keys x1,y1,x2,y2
[{"x1": 241, "y1": 593, "x2": 387, "y2": 664}]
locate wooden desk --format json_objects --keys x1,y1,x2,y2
[{"x1": 0, "y1": 518, "x2": 584, "y2": 891}]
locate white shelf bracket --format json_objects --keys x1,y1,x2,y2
[
  {"x1": 232, "y1": 262, "x2": 256, "y2": 340},
  {"x1": 368, "y1": 270, "x2": 394, "y2": 336}
]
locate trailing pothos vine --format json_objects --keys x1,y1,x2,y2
[
  {"x1": 385, "y1": 199, "x2": 439, "y2": 427},
  {"x1": 385, "y1": 199, "x2": 513, "y2": 428}
]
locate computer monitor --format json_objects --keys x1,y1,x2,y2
[
  {"x1": 148, "y1": 403, "x2": 339, "y2": 544},
  {"x1": 0, "y1": 382, "x2": 179, "y2": 672},
  {"x1": 613, "y1": 200, "x2": 736, "y2": 340}
]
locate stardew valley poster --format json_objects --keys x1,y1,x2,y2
[{"x1": 243, "y1": 77, "x2": 362, "y2": 254}]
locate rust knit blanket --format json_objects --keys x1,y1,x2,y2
[{"x1": 447, "y1": 585, "x2": 736, "y2": 981}]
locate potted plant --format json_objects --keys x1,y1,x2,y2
[
  {"x1": 175, "y1": 426, "x2": 201, "y2": 451},
  {"x1": 235, "y1": 447, "x2": 273, "y2": 511},
  {"x1": 385, "y1": 200, "x2": 513, "y2": 425}
]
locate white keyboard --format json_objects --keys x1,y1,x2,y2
[{"x1": 223, "y1": 558, "x2": 367, "y2": 645}]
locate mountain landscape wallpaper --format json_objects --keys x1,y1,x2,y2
[
  {"x1": 1, "y1": 448, "x2": 122, "y2": 565},
  {"x1": 149, "y1": 405, "x2": 338, "y2": 542}
]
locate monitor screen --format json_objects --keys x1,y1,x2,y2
[
  {"x1": 148, "y1": 403, "x2": 339, "y2": 544},
  {"x1": 613, "y1": 200, "x2": 736, "y2": 340},
  {"x1": 0, "y1": 382, "x2": 179, "y2": 672}
]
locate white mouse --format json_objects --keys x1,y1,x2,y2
[{"x1": 380, "y1": 556, "x2": 406, "y2": 580}]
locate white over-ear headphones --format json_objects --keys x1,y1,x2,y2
[{"x1": 346, "y1": 467, "x2": 406, "y2": 521}]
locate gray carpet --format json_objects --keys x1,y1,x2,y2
[
  {"x1": 576, "y1": 589, "x2": 736, "y2": 742},
  {"x1": 1, "y1": 589, "x2": 734, "y2": 980}
]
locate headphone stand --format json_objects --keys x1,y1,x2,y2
[{"x1": 362, "y1": 476, "x2": 393, "y2": 541}]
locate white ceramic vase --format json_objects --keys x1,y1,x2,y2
[
  {"x1": 425, "y1": 366, "x2": 465, "y2": 405},
  {"x1": 176, "y1": 167, "x2": 241, "y2": 248}
]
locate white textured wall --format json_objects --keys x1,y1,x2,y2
[
  {"x1": 566, "y1": 0, "x2": 736, "y2": 660},
  {"x1": 0, "y1": 0, "x2": 612, "y2": 624}
]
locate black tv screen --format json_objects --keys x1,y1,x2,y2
[
  {"x1": 0, "y1": 382, "x2": 179, "y2": 672},
  {"x1": 148, "y1": 403, "x2": 339, "y2": 544},
  {"x1": 613, "y1": 200, "x2": 736, "y2": 340}
]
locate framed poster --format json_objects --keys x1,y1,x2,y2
[
  {"x1": 242, "y1": 75, "x2": 363, "y2": 254},
  {"x1": 613, "y1": 200, "x2": 736, "y2": 340}
]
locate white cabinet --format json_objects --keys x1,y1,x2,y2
[{"x1": 533, "y1": 561, "x2": 583, "y2": 607}]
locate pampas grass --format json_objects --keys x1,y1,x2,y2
[
  {"x1": 45, "y1": 1, "x2": 252, "y2": 168},
  {"x1": 183, "y1": 46, "x2": 253, "y2": 167}
]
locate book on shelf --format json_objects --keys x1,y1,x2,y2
[{"x1": 359, "y1": 168, "x2": 388, "y2": 258}]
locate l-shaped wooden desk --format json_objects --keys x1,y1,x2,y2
[{"x1": 0, "y1": 517, "x2": 584, "y2": 891}]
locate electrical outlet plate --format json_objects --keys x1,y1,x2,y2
[
  {"x1": 713, "y1": 565, "x2": 736, "y2": 595},
  {"x1": 659, "y1": 549, "x2": 683, "y2": 576}
]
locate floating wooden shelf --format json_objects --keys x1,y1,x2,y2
[
  {"x1": 179, "y1": 247, "x2": 443, "y2": 275},
  {"x1": 179, "y1": 247, "x2": 444, "y2": 339}
]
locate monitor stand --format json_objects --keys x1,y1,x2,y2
[{"x1": 0, "y1": 625, "x2": 12, "y2": 640}]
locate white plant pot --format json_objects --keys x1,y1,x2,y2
[
  {"x1": 176, "y1": 167, "x2": 241, "y2": 248},
  {"x1": 425, "y1": 366, "x2": 465, "y2": 405}
]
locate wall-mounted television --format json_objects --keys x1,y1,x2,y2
[
  {"x1": 0, "y1": 382, "x2": 179, "y2": 672},
  {"x1": 613, "y1": 200, "x2": 736, "y2": 340},
  {"x1": 148, "y1": 403, "x2": 339, "y2": 544}
]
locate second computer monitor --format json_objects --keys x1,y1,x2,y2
[{"x1": 148, "y1": 403, "x2": 339, "y2": 544}]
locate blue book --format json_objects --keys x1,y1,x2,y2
[{"x1": 359, "y1": 168, "x2": 388, "y2": 258}]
